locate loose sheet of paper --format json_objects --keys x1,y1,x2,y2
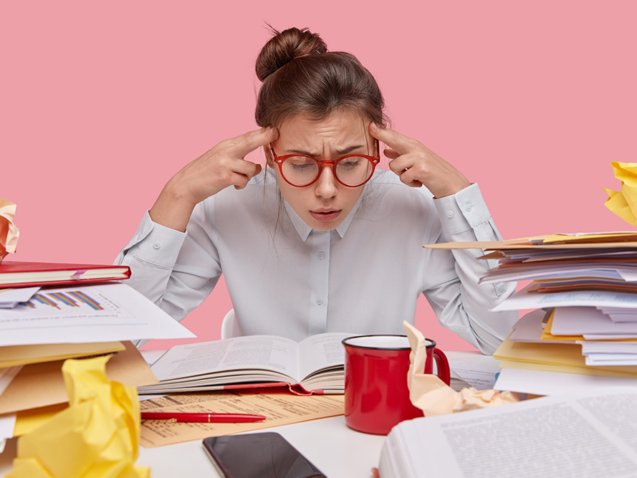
[
  {"x1": 494, "y1": 367, "x2": 637, "y2": 395},
  {"x1": 0, "y1": 414, "x2": 16, "y2": 453},
  {"x1": 0, "y1": 288, "x2": 39, "y2": 309},
  {"x1": 493, "y1": 287, "x2": 637, "y2": 311},
  {"x1": 552, "y1": 307, "x2": 637, "y2": 335},
  {"x1": 0, "y1": 283, "x2": 194, "y2": 346},
  {"x1": 506, "y1": 309, "x2": 564, "y2": 343},
  {"x1": 446, "y1": 352, "x2": 501, "y2": 390},
  {"x1": 139, "y1": 390, "x2": 344, "y2": 447}
]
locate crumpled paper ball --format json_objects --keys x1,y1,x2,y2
[
  {"x1": 404, "y1": 322, "x2": 518, "y2": 417},
  {"x1": 0, "y1": 198, "x2": 19, "y2": 262},
  {"x1": 6, "y1": 355, "x2": 150, "y2": 478},
  {"x1": 605, "y1": 162, "x2": 637, "y2": 227}
]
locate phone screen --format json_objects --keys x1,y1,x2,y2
[{"x1": 202, "y1": 432, "x2": 326, "y2": 478}]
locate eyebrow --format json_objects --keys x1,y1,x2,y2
[{"x1": 285, "y1": 144, "x2": 365, "y2": 156}]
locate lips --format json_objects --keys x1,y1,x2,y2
[{"x1": 310, "y1": 209, "x2": 342, "y2": 223}]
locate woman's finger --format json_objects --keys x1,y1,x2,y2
[
  {"x1": 226, "y1": 127, "x2": 279, "y2": 157},
  {"x1": 230, "y1": 171, "x2": 253, "y2": 190},
  {"x1": 369, "y1": 123, "x2": 414, "y2": 155},
  {"x1": 387, "y1": 153, "x2": 417, "y2": 176},
  {"x1": 230, "y1": 158, "x2": 262, "y2": 178},
  {"x1": 399, "y1": 168, "x2": 424, "y2": 188},
  {"x1": 383, "y1": 148, "x2": 400, "y2": 160}
]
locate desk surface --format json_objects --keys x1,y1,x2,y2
[
  {"x1": 142, "y1": 416, "x2": 384, "y2": 477},
  {"x1": 0, "y1": 351, "x2": 486, "y2": 476},
  {"x1": 0, "y1": 416, "x2": 385, "y2": 477}
]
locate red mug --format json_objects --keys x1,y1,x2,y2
[{"x1": 342, "y1": 334, "x2": 450, "y2": 435}]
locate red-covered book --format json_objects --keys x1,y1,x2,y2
[{"x1": 0, "y1": 261, "x2": 131, "y2": 288}]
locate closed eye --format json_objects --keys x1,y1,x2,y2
[{"x1": 339, "y1": 158, "x2": 363, "y2": 169}]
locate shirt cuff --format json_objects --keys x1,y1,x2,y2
[
  {"x1": 122, "y1": 211, "x2": 186, "y2": 268},
  {"x1": 433, "y1": 183, "x2": 492, "y2": 235}
]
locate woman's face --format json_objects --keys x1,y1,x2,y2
[{"x1": 268, "y1": 108, "x2": 375, "y2": 231}]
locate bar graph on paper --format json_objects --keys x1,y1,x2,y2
[
  {"x1": 29, "y1": 290, "x2": 104, "y2": 311},
  {"x1": 0, "y1": 283, "x2": 193, "y2": 347},
  {"x1": 0, "y1": 286, "x2": 131, "y2": 322}
]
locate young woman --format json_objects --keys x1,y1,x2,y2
[{"x1": 116, "y1": 27, "x2": 517, "y2": 353}]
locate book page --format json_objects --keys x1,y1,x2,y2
[
  {"x1": 575, "y1": 393, "x2": 637, "y2": 454},
  {"x1": 380, "y1": 390, "x2": 637, "y2": 478},
  {"x1": 440, "y1": 402, "x2": 637, "y2": 477},
  {"x1": 298, "y1": 333, "x2": 352, "y2": 380},
  {"x1": 151, "y1": 335, "x2": 302, "y2": 382}
]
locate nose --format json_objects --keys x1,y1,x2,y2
[{"x1": 314, "y1": 165, "x2": 338, "y2": 199}]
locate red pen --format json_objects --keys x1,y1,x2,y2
[{"x1": 140, "y1": 411, "x2": 266, "y2": 423}]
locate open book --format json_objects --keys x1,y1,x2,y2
[
  {"x1": 138, "y1": 333, "x2": 353, "y2": 395},
  {"x1": 379, "y1": 388, "x2": 637, "y2": 477}
]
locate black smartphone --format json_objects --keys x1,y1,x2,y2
[{"x1": 202, "y1": 432, "x2": 326, "y2": 478}]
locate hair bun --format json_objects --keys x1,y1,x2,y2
[{"x1": 256, "y1": 27, "x2": 327, "y2": 81}]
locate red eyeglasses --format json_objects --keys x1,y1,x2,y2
[{"x1": 270, "y1": 143, "x2": 380, "y2": 188}]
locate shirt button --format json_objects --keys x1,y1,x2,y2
[
  {"x1": 465, "y1": 203, "x2": 473, "y2": 212},
  {"x1": 317, "y1": 299, "x2": 324, "y2": 306},
  {"x1": 318, "y1": 251, "x2": 326, "y2": 260},
  {"x1": 446, "y1": 210, "x2": 455, "y2": 219},
  {"x1": 152, "y1": 242, "x2": 161, "y2": 250}
]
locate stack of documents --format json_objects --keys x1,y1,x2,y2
[
  {"x1": 427, "y1": 232, "x2": 637, "y2": 395},
  {"x1": 0, "y1": 281, "x2": 195, "y2": 451}
]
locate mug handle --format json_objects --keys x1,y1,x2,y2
[{"x1": 432, "y1": 348, "x2": 451, "y2": 385}]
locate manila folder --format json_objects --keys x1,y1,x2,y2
[{"x1": 0, "y1": 341, "x2": 156, "y2": 414}]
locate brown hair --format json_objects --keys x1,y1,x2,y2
[{"x1": 255, "y1": 27, "x2": 386, "y2": 128}]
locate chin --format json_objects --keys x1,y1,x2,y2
[{"x1": 306, "y1": 217, "x2": 342, "y2": 231}]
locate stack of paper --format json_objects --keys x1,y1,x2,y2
[
  {"x1": 0, "y1": 282, "x2": 195, "y2": 450},
  {"x1": 426, "y1": 232, "x2": 637, "y2": 395}
]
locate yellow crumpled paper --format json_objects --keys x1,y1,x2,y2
[
  {"x1": 404, "y1": 322, "x2": 518, "y2": 417},
  {"x1": 605, "y1": 162, "x2": 637, "y2": 227},
  {"x1": 6, "y1": 355, "x2": 150, "y2": 478},
  {"x1": 0, "y1": 198, "x2": 19, "y2": 262}
]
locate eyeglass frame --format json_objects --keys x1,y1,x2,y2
[{"x1": 268, "y1": 140, "x2": 380, "y2": 188}]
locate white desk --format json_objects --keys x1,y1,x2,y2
[
  {"x1": 0, "y1": 416, "x2": 385, "y2": 477},
  {"x1": 0, "y1": 351, "x2": 488, "y2": 476}
]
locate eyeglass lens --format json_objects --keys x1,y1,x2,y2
[{"x1": 282, "y1": 156, "x2": 373, "y2": 187}]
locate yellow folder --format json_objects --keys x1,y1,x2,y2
[{"x1": 494, "y1": 338, "x2": 637, "y2": 378}]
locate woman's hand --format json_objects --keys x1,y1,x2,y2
[
  {"x1": 369, "y1": 123, "x2": 470, "y2": 198},
  {"x1": 150, "y1": 127, "x2": 278, "y2": 231}
]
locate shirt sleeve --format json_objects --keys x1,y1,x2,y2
[
  {"x1": 115, "y1": 201, "x2": 223, "y2": 324},
  {"x1": 423, "y1": 183, "x2": 519, "y2": 354}
]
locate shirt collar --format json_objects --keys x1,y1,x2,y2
[{"x1": 282, "y1": 187, "x2": 366, "y2": 242}]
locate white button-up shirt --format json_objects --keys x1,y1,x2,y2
[{"x1": 115, "y1": 169, "x2": 518, "y2": 353}]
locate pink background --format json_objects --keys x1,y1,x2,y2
[{"x1": 2, "y1": 1, "x2": 636, "y2": 351}]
